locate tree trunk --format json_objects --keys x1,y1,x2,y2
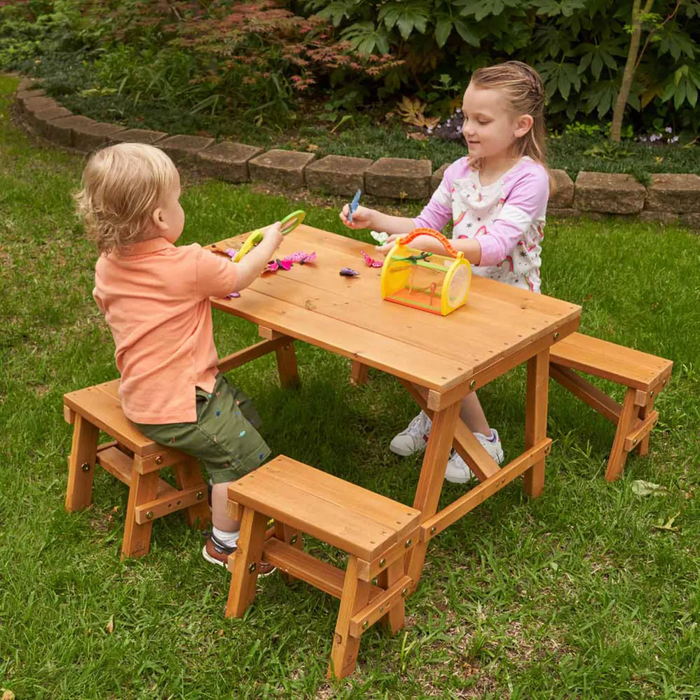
[{"x1": 610, "y1": 0, "x2": 653, "y2": 142}]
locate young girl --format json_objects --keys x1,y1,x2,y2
[
  {"x1": 341, "y1": 61, "x2": 550, "y2": 484},
  {"x1": 77, "y1": 143, "x2": 283, "y2": 567}
]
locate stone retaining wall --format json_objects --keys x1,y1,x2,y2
[{"x1": 14, "y1": 79, "x2": 700, "y2": 230}]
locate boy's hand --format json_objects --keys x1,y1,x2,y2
[
  {"x1": 261, "y1": 221, "x2": 283, "y2": 250},
  {"x1": 340, "y1": 204, "x2": 373, "y2": 230}
]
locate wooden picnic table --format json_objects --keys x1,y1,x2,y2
[{"x1": 207, "y1": 224, "x2": 582, "y2": 591}]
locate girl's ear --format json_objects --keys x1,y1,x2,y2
[
  {"x1": 151, "y1": 207, "x2": 168, "y2": 232},
  {"x1": 514, "y1": 114, "x2": 534, "y2": 138}
]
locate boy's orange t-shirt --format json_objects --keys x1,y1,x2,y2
[{"x1": 93, "y1": 237, "x2": 238, "y2": 424}]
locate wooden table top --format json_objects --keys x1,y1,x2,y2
[{"x1": 209, "y1": 225, "x2": 582, "y2": 393}]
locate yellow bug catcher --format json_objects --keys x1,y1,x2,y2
[{"x1": 380, "y1": 228, "x2": 472, "y2": 316}]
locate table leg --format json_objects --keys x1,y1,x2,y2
[
  {"x1": 406, "y1": 400, "x2": 460, "y2": 589},
  {"x1": 350, "y1": 361, "x2": 369, "y2": 386},
  {"x1": 523, "y1": 349, "x2": 550, "y2": 498}
]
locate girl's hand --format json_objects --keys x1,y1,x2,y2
[
  {"x1": 340, "y1": 204, "x2": 373, "y2": 230},
  {"x1": 261, "y1": 221, "x2": 283, "y2": 251},
  {"x1": 374, "y1": 234, "x2": 403, "y2": 255}
]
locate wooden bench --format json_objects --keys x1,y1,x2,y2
[
  {"x1": 225, "y1": 455, "x2": 421, "y2": 679},
  {"x1": 63, "y1": 380, "x2": 211, "y2": 558},
  {"x1": 549, "y1": 332, "x2": 673, "y2": 481}
]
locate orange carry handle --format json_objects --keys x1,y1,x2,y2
[{"x1": 399, "y1": 227, "x2": 460, "y2": 258}]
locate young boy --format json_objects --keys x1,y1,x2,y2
[{"x1": 76, "y1": 142, "x2": 283, "y2": 567}]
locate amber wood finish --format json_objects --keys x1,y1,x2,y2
[
  {"x1": 64, "y1": 384, "x2": 211, "y2": 558},
  {"x1": 217, "y1": 336, "x2": 289, "y2": 374},
  {"x1": 549, "y1": 332, "x2": 672, "y2": 481},
  {"x1": 225, "y1": 508, "x2": 269, "y2": 618},
  {"x1": 524, "y1": 350, "x2": 550, "y2": 498},
  {"x1": 224, "y1": 458, "x2": 419, "y2": 679},
  {"x1": 65, "y1": 414, "x2": 99, "y2": 512},
  {"x1": 122, "y1": 471, "x2": 160, "y2": 558},
  {"x1": 328, "y1": 556, "x2": 372, "y2": 679},
  {"x1": 350, "y1": 361, "x2": 369, "y2": 386},
  {"x1": 210, "y1": 227, "x2": 581, "y2": 594},
  {"x1": 407, "y1": 401, "x2": 461, "y2": 589}
]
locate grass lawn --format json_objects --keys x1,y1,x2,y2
[{"x1": 1, "y1": 73, "x2": 700, "y2": 699}]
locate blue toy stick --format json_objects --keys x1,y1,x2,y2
[{"x1": 348, "y1": 189, "x2": 361, "y2": 224}]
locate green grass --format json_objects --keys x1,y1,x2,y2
[{"x1": 2, "y1": 73, "x2": 700, "y2": 699}]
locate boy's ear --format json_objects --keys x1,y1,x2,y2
[
  {"x1": 514, "y1": 114, "x2": 534, "y2": 138},
  {"x1": 152, "y1": 207, "x2": 168, "y2": 231}
]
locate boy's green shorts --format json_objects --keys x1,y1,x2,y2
[{"x1": 134, "y1": 374, "x2": 271, "y2": 484}]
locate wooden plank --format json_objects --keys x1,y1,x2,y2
[
  {"x1": 134, "y1": 484, "x2": 206, "y2": 524},
  {"x1": 637, "y1": 395, "x2": 657, "y2": 457},
  {"x1": 216, "y1": 336, "x2": 289, "y2": 373},
  {"x1": 172, "y1": 457, "x2": 210, "y2": 529},
  {"x1": 624, "y1": 410, "x2": 659, "y2": 452},
  {"x1": 550, "y1": 332, "x2": 673, "y2": 390},
  {"x1": 356, "y1": 532, "x2": 419, "y2": 582},
  {"x1": 213, "y1": 290, "x2": 465, "y2": 391},
  {"x1": 426, "y1": 317, "x2": 580, "y2": 412},
  {"x1": 263, "y1": 537, "x2": 345, "y2": 598},
  {"x1": 64, "y1": 381, "x2": 160, "y2": 455},
  {"x1": 65, "y1": 414, "x2": 99, "y2": 512},
  {"x1": 133, "y1": 447, "x2": 186, "y2": 475},
  {"x1": 406, "y1": 401, "x2": 461, "y2": 589},
  {"x1": 229, "y1": 469, "x2": 401, "y2": 560},
  {"x1": 97, "y1": 445, "x2": 132, "y2": 486},
  {"x1": 122, "y1": 470, "x2": 159, "y2": 559},
  {"x1": 605, "y1": 388, "x2": 639, "y2": 482},
  {"x1": 550, "y1": 364, "x2": 621, "y2": 425},
  {"x1": 275, "y1": 340, "x2": 300, "y2": 388},
  {"x1": 225, "y1": 508, "x2": 268, "y2": 617},
  {"x1": 350, "y1": 361, "x2": 369, "y2": 386},
  {"x1": 348, "y1": 573, "x2": 412, "y2": 638},
  {"x1": 420, "y1": 438, "x2": 552, "y2": 539},
  {"x1": 262, "y1": 457, "x2": 421, "y2": 539},
  {"x1": 523, "y1": 350, "x2": 550, "y2": 498},
  {"x1": 329, "y1": 556, "x2": 371, "y2": 680},
  {"x1": 63, "y1": 404, "x2": 75, "y2": 425}
]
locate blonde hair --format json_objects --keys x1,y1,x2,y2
[
  {"x1": 468, "y1": 61, "x2": 548, "y2": 171},
  {"x1": 75, "y1": 143, "x2": 178, "y2": 254}
]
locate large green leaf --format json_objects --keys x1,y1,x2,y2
[
  {"x1": 341, "y1": 21, "x2": 391, "y2": 54},
  {"x1": 378, "y1": 1, "x2": 431, "y2": 40}
]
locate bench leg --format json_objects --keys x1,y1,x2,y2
[
  {"x1": 173, "y1": 457, "x2": 211, "y2": 529},
  {"x1": 122, "y1": 469, "x2": 160, "y2": 559},
  {"x1": 328, "y1": 556, "x2": 371, "y2": 680},
  {"x1": 225, "y1": 508, "x2": 268, "y2": 618},
  {"x1": 524, "y1": 349, "x2": 550, "y2": 498},
  {"x1": 637, "y1": 395, "x2": 656, "y2": 457},
  {"x1": 350, "y1": 361, "x2": 369, "y2": 386},
  {"x1": 606, "y1": 387, "x2": 638, "y2": 482},
  {"x1": 274, "y1": 521, "x2": 302, "y2": 583},
  {"x1": 381, "y1": 559, "x2": 406, "y2": 634},
  {"x1": 275, "y1": 341, "x2": 300, "y2": 388},
  {"x1": 65, "y1": 415, "x2": 99, "y2": 512}
]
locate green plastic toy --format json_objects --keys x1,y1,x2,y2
[{"x1": 233, "y1": 210, "x2": 306, "y2": 262}]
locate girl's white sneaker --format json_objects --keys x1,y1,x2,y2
[
  {"x1": 445, "y1": 429, "x2": 504, "y2": 484},
  {"x1": 389, "y1": 411, "x2": 432, "y2": 456}
]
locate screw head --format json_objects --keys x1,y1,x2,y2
[
  {"x1": 196, "y1": 491, "x2": 203, "y2": 500},
  {"x1": 554, "y1": 331, "x2": 560, "y2": 340},
  {"x1": 290, "y1": 534, "x2": 298, "y2": 545},
  {"x1": 430, "y1": 526, "x2": 436, "y2": 535},
  {"x1": 469, "y1": 380, "x2": 476, "y2": 390},
  {"x1": 405, "y1": 538, "x2": 412, "y2": 548},
  {"x1": 662, "y1": 379, "x2": 667, "y2": 387},
  {"x1": 362, "y1": 621, "x2": 368, "y2": 630},
  {"x1": 248, "y1": 562, "x2": 257, "y2": 573},
  {"x1": 379, "y1": 606, "x2": 385, "y2": 614},
  {"x1": 401, "y1": 587, "x2": 408, "y2": 597},
  {"x1": 650, "y1": 390, "x2": 655, "y2": 397},
  {"x1": 632, "y1": 438, "x2": 637, "y2": 446},
  {"x1": 155, "y1": 455, "x2": 163, "y2": 465},
  {"x1": 80, "y1": 462, "x2": 90, "y2": 472},
  {"x1": 379, "y1": 558, "x2": 386, "y2": 568},
  {"x1": 146, "y1": 511, "x2": 154, "y2": 520}
]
